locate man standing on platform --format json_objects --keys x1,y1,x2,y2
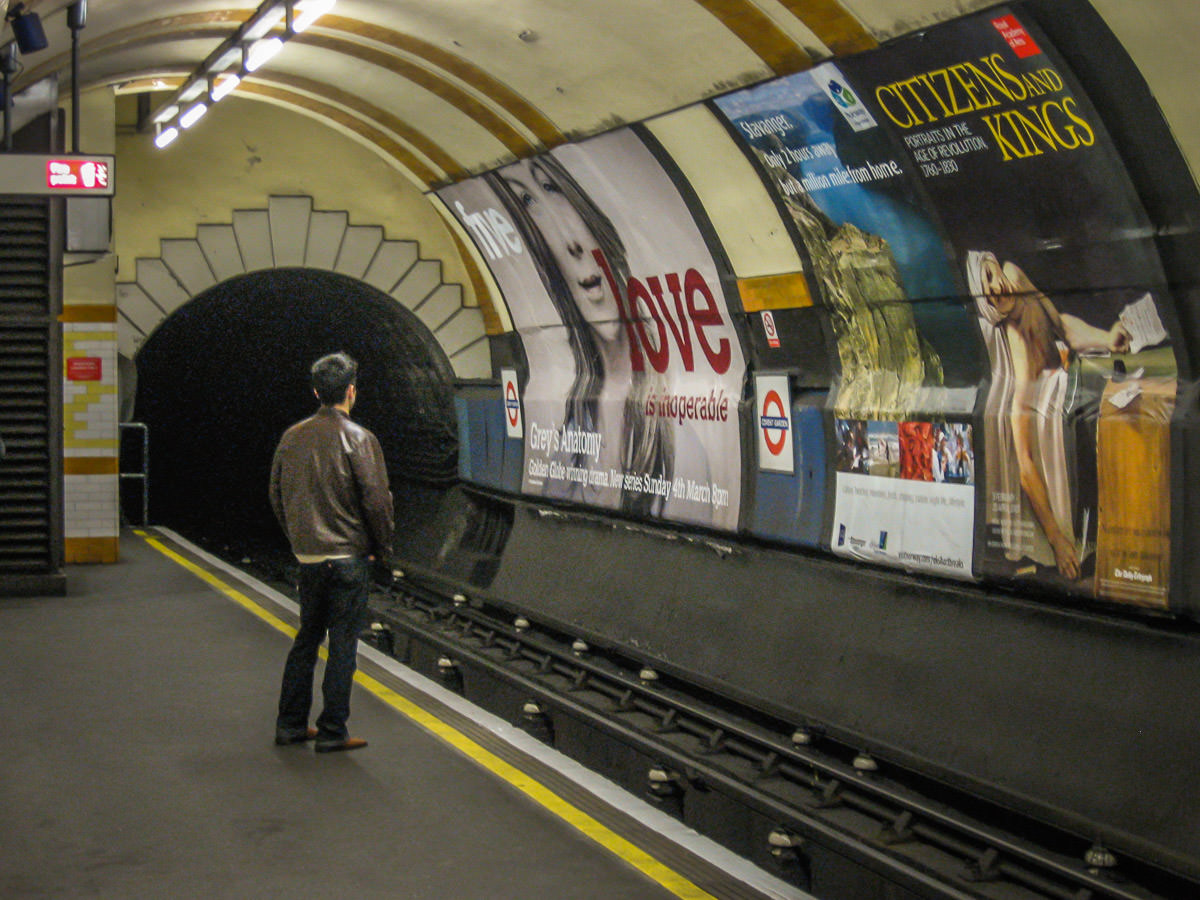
[{"x1": 269, "y1": 352, "x2": 393, "y2": 753}]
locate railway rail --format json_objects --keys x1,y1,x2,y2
[{"x1": 363, "y1": 572, "x2": 1196, "y2": 900}]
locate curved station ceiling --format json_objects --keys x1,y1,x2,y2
[{"x1": 5, "y1": 0, "x2": 1200, "y2": 189}]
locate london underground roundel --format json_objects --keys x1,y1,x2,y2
[
  {"x1": 754, "y1": 375, "x2": 793, "y2": 473},
  {"x1": 501, "y1": 368, "x2": 523, "y2": 438},
  {"x1": 505, "y1": 382, "x2": 519, "y2": 427},
  {"x1": 761, "y1": 390, "x2": 788, "y2": 456}
]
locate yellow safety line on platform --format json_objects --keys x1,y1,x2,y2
[
  {"x1": 135, "y1": 529, "x2": 719, "y2": 900},
  {"x1": 136, "y1": 531, "x2": 298, "y2": 639}
]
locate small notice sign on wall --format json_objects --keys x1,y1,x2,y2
[{"x1": 67, "y1": 357, "x2": 102, "y2": 381}]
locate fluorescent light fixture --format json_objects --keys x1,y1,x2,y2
[
  {"x1": 179, "y1": 102, "x2": 208, "y2": 129},
  {"x1": 152, "y1": 104, "x2": 179, "y2": 125},
  {"x1": 179, "y1": 80, "x2": 207, "y2": 103},
  {"x1": 245, "y1": 36, "x2": 283, "y2": 72},
  {"x1": 245, "y1": 6, "x2": 286, "y2": 40},
  {"x1": 292, "y1": 0, "x2": 336, "y2": 33},
  {"x1": 154, "y1": 126, "x2": 179, "y2": 149},
  {"x1": 210, "y1": 47, "x2": 243, "y2": 72},
  {"x1": 145, "y1": 0, "x2": 303, "y2": 147},
  {"x1": 211, "y1": 74, "x2": 240, "y2": 101}
]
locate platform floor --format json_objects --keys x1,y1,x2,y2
[{"x1": 0, "y1": 529, "x2": 806, "y2": 900}]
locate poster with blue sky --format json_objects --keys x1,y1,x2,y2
[
  {"x1": 713, "y1": 61, "x2": 983, "y2": 420},
  {"x1": 714, "y1": 62, "x2": 979, "y2": 579}
]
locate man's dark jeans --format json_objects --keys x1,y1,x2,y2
[{"x1": 276, "y1": 557, "x2": 371, "y2": 742}]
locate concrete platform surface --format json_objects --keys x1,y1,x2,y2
[{"x1": 0, "y1": 531, "x2": 774, "y2": 900}]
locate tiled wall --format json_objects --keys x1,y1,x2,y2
[{"x1": 62, "y1": 310, "x2": 120, "y2": 563}]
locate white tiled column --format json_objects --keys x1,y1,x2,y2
[{"x1": 62, "y1": 314, "x2": 120, "y2": 563}]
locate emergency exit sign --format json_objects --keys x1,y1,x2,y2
[
  {"x1": 0, "y1": 154, "x2": 115, "y2": 196},
  {"x1": 66, "y1": 357, "x2": 102, "y2": 381}
]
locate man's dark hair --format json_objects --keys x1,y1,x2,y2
[{"x1": 311, "y1": 352, "x2": 358, "y2": 406}]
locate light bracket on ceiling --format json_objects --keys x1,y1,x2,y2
[{"x1": 146, "y1": 0, "x2": 336, "y2": 149}]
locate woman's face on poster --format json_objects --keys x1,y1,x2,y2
[
  {"x1": 503, "y1": 161, "x2": 622, "y2": 342},
  {"x1": 978, "y1": 254, "x2": 1017, "y2": 317}
]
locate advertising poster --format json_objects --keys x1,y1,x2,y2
[
  {"x1": 832, "y1": 418, "x2": 975, "y2": 576},
  {"x1": 712, "y1": 63, "x2": 981, "y2": 421},
  {"x1": 713, "y1": 61, "x2": 981, "y2": 577},
  {"x1": 841, "y1": 7, "x2": 1177, "y2": 604},
  {"x1": 438, "y1": 128, "x2": 747, "y2": 531}
]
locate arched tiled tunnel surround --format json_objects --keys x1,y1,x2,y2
[{"x1": 117, "y1": 195, "x2": 491, "y2": 379}]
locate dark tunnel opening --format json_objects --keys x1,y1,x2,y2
[{"x1": 132, "y1": 267, "x2": 459, "y2": 562}]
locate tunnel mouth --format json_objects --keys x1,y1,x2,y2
[{"x1": 132, "y1": 267, "x2": 459, "y2": 561}]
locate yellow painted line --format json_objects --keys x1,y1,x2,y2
[
  {"x1": 135, "y1": 529, "x2": 719, "y2": 900},
  {"x1": 352, "y1": 667, "x2": 718, "y2": 900},
  {"x1": 135, "y1": 530, "x2": 298, "y2": 639}
]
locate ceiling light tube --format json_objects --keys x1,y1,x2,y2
[
  {"x1": 244, "y1": 5, "x2": 286, "y2": 40},
  {"x1": 154, "y1": 126, "x2": 179, "y2": 149},
  {"x1": 144, "y1": 0, "x2": 297, "y2": 143},
  {"x1": 178, "y1": 80, "x2": 207, "y2": 103},
  {"x1": 291, "y1": 0, "x2": 336, "y2": 33},
  {"x1": 210, "y1": 73, "x2": 241, "y2": 102},
  {"x1": 210, "y1": 47, "x2": 243, "y2": 72},
  {"x1": 179, "y1": 102, "x2": 208, "y2": 129},
  {"x1": 152, "y1": 104, "x2": 179, "y2": 125},
  {"x1": 244, "y1": 36, "x2": 283, "y2": 72}
]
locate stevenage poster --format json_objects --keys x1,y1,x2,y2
[
  {"x1": 713, "y1": 62, "x2": 979, "y2": 578},
  {"x1": 713, "y1": 63, "x2": 981, "y2": 420},
  {"x1": 839, "y1": 7, "x2": 1177, "y2": 604},
  {"x1": 438, "y1": 128, "x2": 747, "y2": 531},
  {"x1": 440, "y1": 4, "x2": 1177, "y2": 607}
]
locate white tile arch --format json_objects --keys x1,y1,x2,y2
[{"x1": 120, "y1": 196, "x2": 489, "y2": 379}]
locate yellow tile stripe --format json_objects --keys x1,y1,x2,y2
[
  {"x1": 296, "y1": 30, "x2": 540, "y2": 159},
  {"x1": 134, "y1": 529, "x2": 719, "y2": 900},
  {"x1": 318, "y1": 15, "x2": 565, "y2": 150},
  {"x1": 61, "y1": 305, "x2": 119, "y2": 323},
  {"x1": 264, "y1": 70, "x2": 469, "y2": 182},
  {"x1": 104, "y1": 73, "x2": 444, "y2": 187},
  {"x1": 64, "y1": 457, "x2": 119, "y2": 475},
  {"x1": 776, "y1": 0, "x2": 877, "y2": 56},
  {"x1": 448, "y1": 227, "x2": 507, "y2": 335},
  {"x1": 738, "y1": 272, "x2": 813, "y2": 312},
  {"x1": 236, "y1": 81, "x2": 441, "y2": 187},
  {"x1": 692, "y1": 0, "x2": 811, "y2": 76},
  {"x1": 65, "y1": 536, "x2": 119, "y2": 564}
]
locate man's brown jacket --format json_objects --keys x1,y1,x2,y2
[{"x1": 269, "y1": 406, "x2": 394, "y2": 560}]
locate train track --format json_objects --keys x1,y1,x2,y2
[{"x1": 364, "y1": 573, "x2": 1195, "y2": 900}]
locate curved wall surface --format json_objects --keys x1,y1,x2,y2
[
  {"x1": 394, "y1": 488, "x2": 1200, "y2": 884},
  {"x1": 436, "y1": 1, "x2": 1200, "y2": 619}
]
